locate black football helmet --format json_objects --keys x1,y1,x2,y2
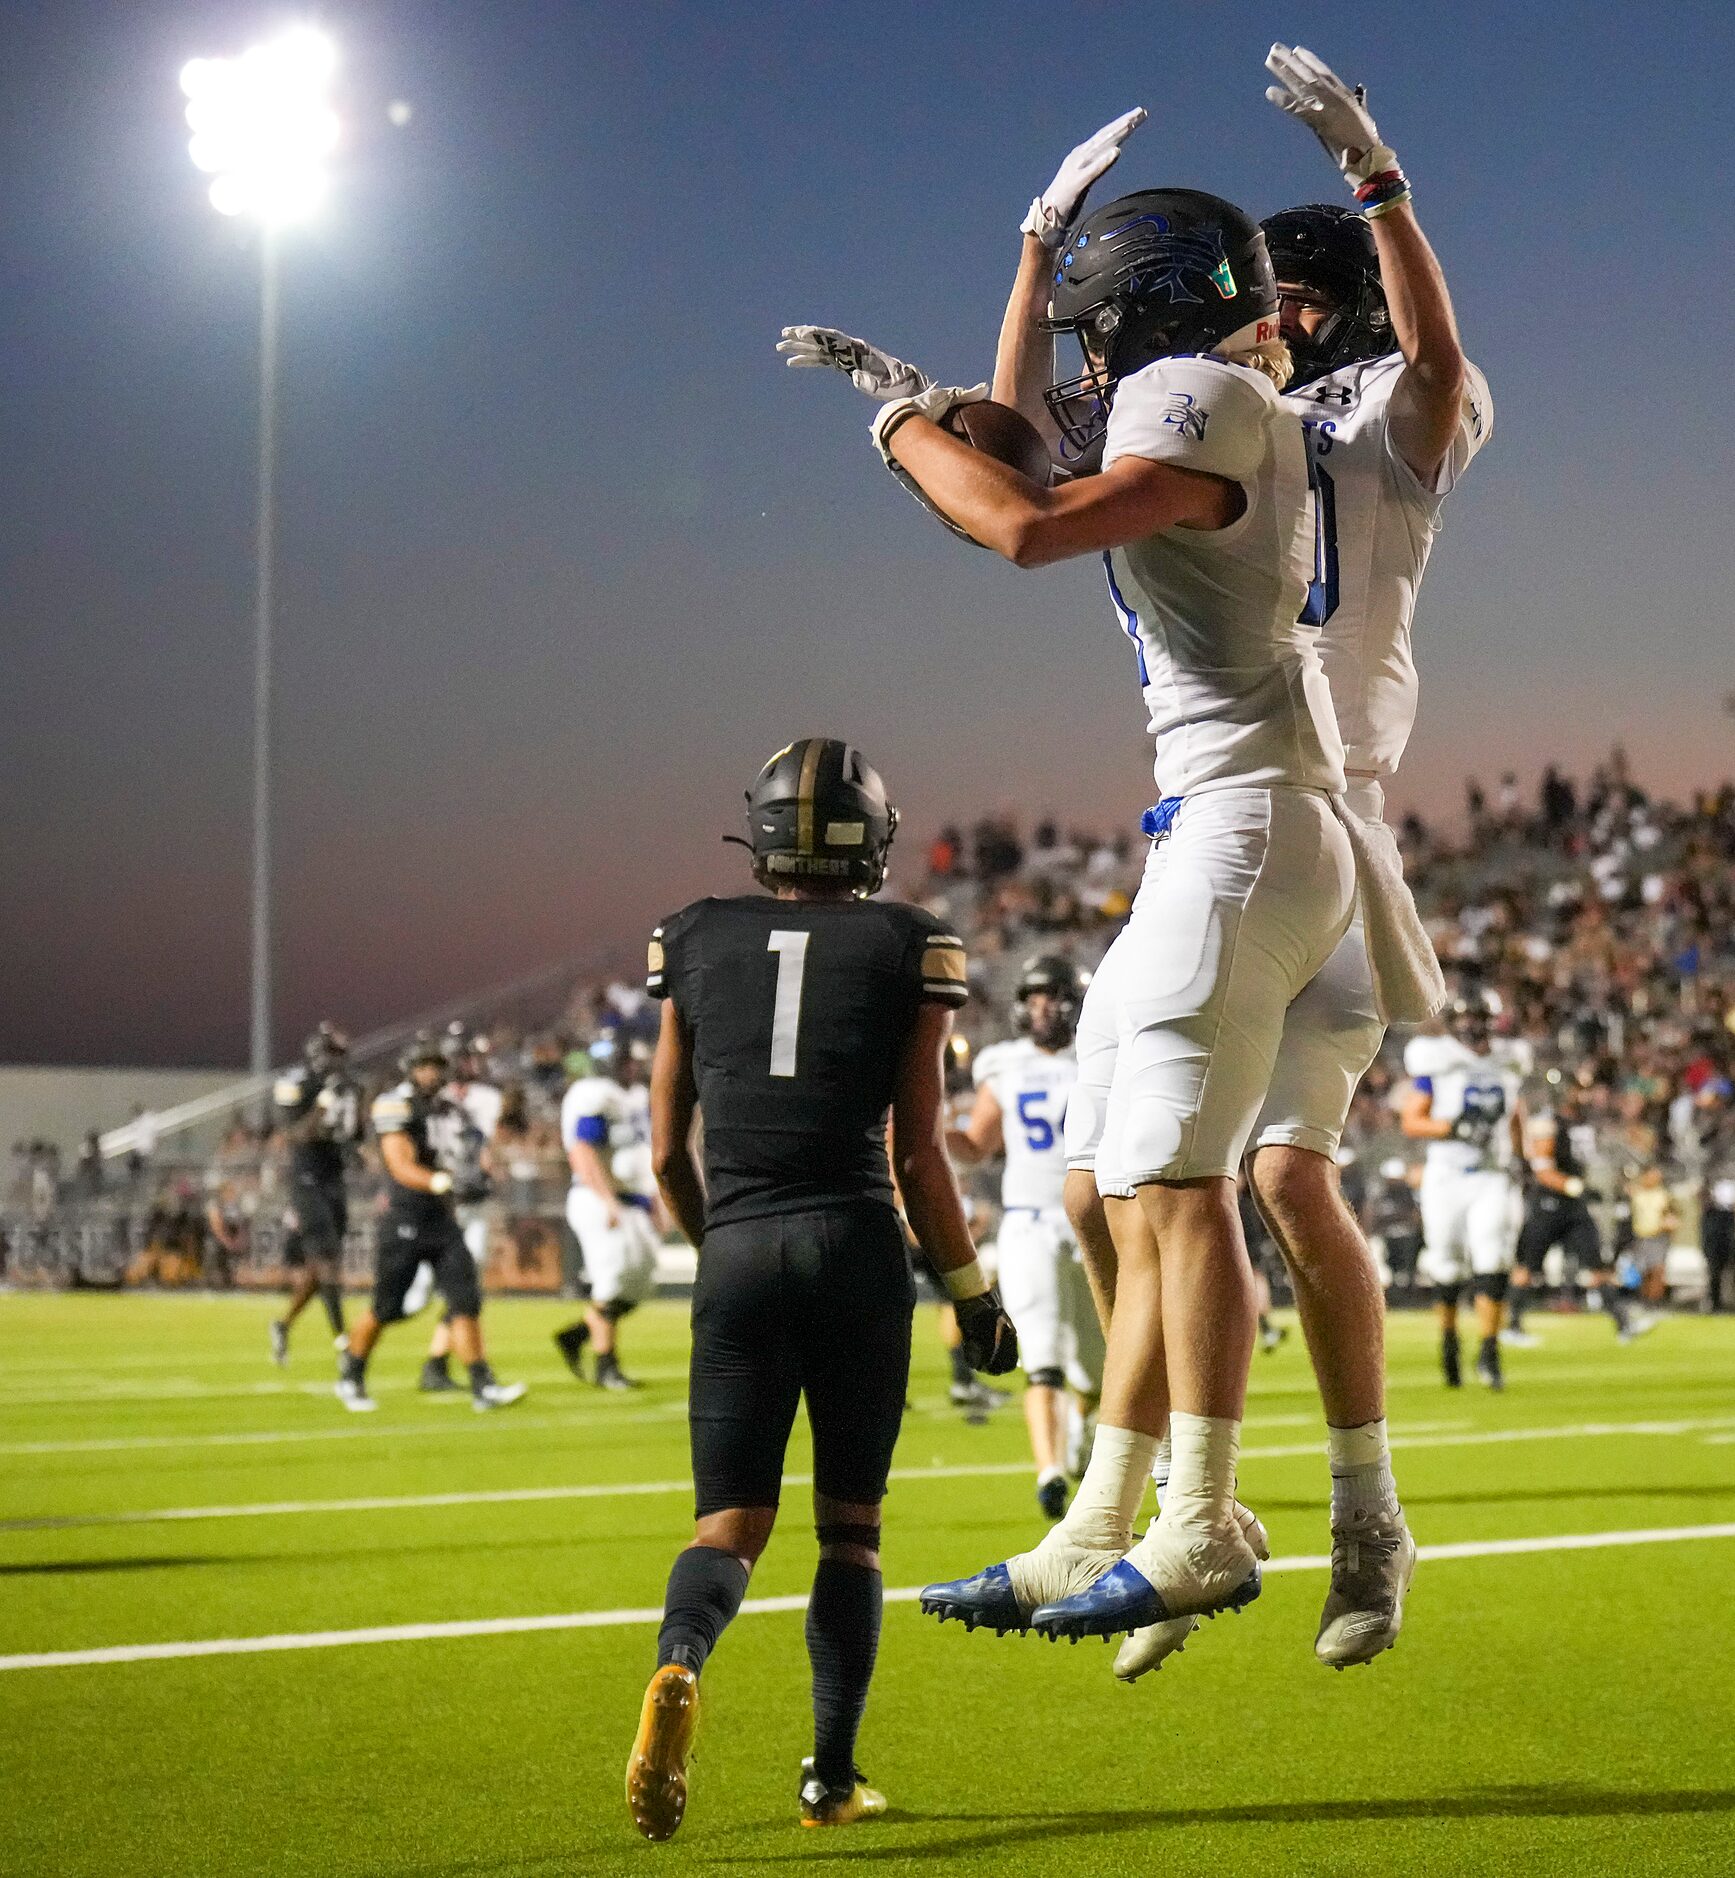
[
  {"x1": 740, "y1": 737, "x2": 898, "y2": 896},
  {"x1": 303, "y1": 1022, "x2": 348, "y2": 1076},
  {"x1": 1042, "y1": 188, "x2": 1279, "y2": 469},
  {"x1": 1014, "y1": 954, "x2": 1084, "y2": 1049},
  {"x1": 1261, "y1": 204, "x2": 1392, "y2": 388},
  {"x1": 1446, "y1": 987, "x2": 1501, "y2": 1052},
  {"x1": 400, "y1": 1029, "x2": 447, "y2": 1076}
]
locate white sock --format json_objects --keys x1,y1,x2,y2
[
  {"x1": 1161, "y1": 1411, "x2": 1240, "y2": 1529},
  {"x1": 1057, "y1": 1424, "x2": 1158, "y2": 1554},
  {"x1": 1328, "y1": 1419, "x2": 1400, "y2": 1523},
  {"x1": 1150, "y1": 1433, "x2": 1172, "y2": 1505}
]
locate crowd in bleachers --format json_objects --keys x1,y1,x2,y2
[{"x1": 7, "y1": 755, "x2": 1733, "y2": 1308}]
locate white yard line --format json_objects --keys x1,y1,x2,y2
[
  {"x1": 8, "y1": 1416, "x2": 1729, "y2": 1534},
  {"x1": 5, "y1": 1521, "x2": 1733, "y2": 1674}
]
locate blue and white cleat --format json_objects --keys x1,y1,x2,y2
[
  {"x1": 919, "y1": 1562, "x2": 1030, "y2": 1634},
  {"x1": 1033, "y1": 1521, "x2": 1262, "y2": 1643},
  {"x1": 921, "y1": 1529, "x2": 1128, "y2": 1636},
  {"x1": 1113, "y1": 1499, "x2": 1270, "y2": 1681}
]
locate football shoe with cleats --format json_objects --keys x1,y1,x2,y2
[
  {"x1": 1113, "y1": 1498, "x2": 1270, "y2": 1680},
  {"x1": 1315, "y1": 1508, "x2": 1416, "y2": 1669},
  {"x1": 1033, "y1": 1513, "x2": 1262, "y2": 1642},
  {"x1": 920, "y1": 1525, "x2": 1126, "y2": 1635},
  {"x1": 798, "y1": 1759, "x2": 888, "y2": 1828},
  {"x1": 626, "y1": 1664, "x2": 700, "y2": 1843}
]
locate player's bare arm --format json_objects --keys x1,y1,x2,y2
[
  {"x1": 878, "y1": 426, "x2": 1238, "y2": 567},
  {"x1": 945, "y1": 1081, "x2": 1004, "y2": 1165},
  {"x1": 993, "y1": 110, "x2": 1146, "y2": 444},
  {"x1": 1400, "y1": 1082, "x2": 1452, "y2": 1140},
  {"x1": 568, "y1": 1135, "x2": 620, "y2": 1222},
  {"x1": 890, "y1": 1002, "x2": 985, "y2": 1282},
  {"x1": 1527, "y1": 1119, "x2": 1585, "y2": 1196},
  {"x1": 1265, "y1": 43, "x2": 1466, "y2": 480},
  {"x1": 650, "y1": 998, "x2": 706, "y2": 1248},
  {"x1": 380, "y1": 1128, "x2": 452, "y2": 1194}
]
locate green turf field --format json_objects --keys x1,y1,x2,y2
[{"x1": 2, "y1": 1292, "x2": 1732, "y2": 1876}]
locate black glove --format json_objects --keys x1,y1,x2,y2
[
  {"x1": 453, "y1": 1174, "x2": 492, "y2": 1206},
  {"x1": 954, "y1": 1288, "x2": 1019, "y2": 1376}
]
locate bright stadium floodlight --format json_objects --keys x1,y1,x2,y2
[
  {"x1": 181, "y1": 29, "x2": 339, "y2": 223},
  {"x1": 181, "y1": 28, "x2": 342, "y2": 1088}
]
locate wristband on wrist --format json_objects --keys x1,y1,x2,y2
[
  {"x1": 429, "y1": 1170, "x2": 453, "y2": 1195},
  {"x1": 939, "y1": 1257, "x2": 990, "y2": 1303},
  {"x1": 1356, "y1": 167, "x2": 1413, "y2": 218}
]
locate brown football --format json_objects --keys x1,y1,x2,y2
[{"x1": 941, "y1": 398, "x2": 1054, "y2": 488}]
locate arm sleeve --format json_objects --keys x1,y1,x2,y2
[
  {"x1": 1102, "y1": 356, "x2": 1275, "y2": 483},
  {"x1": 910, "y1": 912, "x2": 969, "y2": 1009},
  {"x1": 370, "y1": 1091, "x2": 411, "y2": 1138},
  {"x1": 273, "y1": 1074, "x2": 307, "y2": 1118}
]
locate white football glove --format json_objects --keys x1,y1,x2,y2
[
  {"x1": 869, "y1": 382, "x2": 991, "y2": 546},
  {"x1": 1020, "y1": 107, "x2": 1147, "y2": 249},
  {"x1": 776, "y1": 326, "x2": 933, "y2": 401},
  {"x1": 1264, "y1": 44, "x2": 1396, "y2": 186}
]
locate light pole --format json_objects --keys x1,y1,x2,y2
[{"x1": 181, "y1": 30, "x2": 339, "y2": 1079}]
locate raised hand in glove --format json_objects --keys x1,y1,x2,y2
[
  {"x1": 777, "y1": 326, "x2": 933, "y2": 401},
  {"x1": 954, "y1": 1287, "x2": 1019, "y2": 1376},
  {"x1": 1020, "y1": 107, "x2": 1147, "y2": 249},
  {"x1": 1264, "y1": 43, "x2": 1394, "y2": 186}
]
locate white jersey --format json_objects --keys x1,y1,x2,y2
[
  {"x1": 1286, "y1": 354, "x2": 1493, "y2": 783},
  {"x1": 1101, "y1": 355, "x2": 1344, "y2": 799},
  {"x1": 973, "y1": 1038, "x2": 1076, "y2": 1212},
  {"x1": 1404, "y1": 1034, "x2": 1524, "y2": 1177},
  {"x1": 447, "y1": 1079, "x2": 503, "y2": 1142},
  {"x1": 560, "y1": 1076, "x2": 654, "y2": 1198}
]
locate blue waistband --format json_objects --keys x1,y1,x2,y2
[
  {"x1": 620, "y1": 1192, "x2": 654, "y2": 1212},
  {"x1": 1140, "y1": 796, "x2": 1184, "y2": 840}
]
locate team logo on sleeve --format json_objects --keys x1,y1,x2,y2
[{"x1": 1160, "y1": 392, "x2": 1209, "y2": 440}]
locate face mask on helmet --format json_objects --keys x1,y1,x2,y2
[
  {"x1": 737, "y1": 737, "x2": 899, "y2": 897},
  {"x1": 1013, "y1": 956, "x2": 1083, "y2": 1048},
  {"x1": 1261, "y1": 203, "x2": 1391, "y2": 389},
  {"x1": 1040, "y1": 188, "x2": 1279, "y2": 467},
  {"x1": 1448, "y1": 991, "x2": 1500, "y2": 1051}
]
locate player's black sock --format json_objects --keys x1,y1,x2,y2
[
  {"x1": 341, "y1": 1351, "x2": 367, "y2": 1386},
  {"x1": 1508, "y1": 1293, "x2": 1526, "y2": 1332},
  {"x1": 423, "y1": 1353, "x2": 451, "y2": 1382},
  {"x1": 948, "y1": 1345, "x2": 974, "y2": 1389},
  {"x1": 1478, "y1": 1334, "x2": 1501, "y2": 1379},
  {"x1": 656, "y1": 1545, "x2": 751, "y2": 1675},
  {"x1": 320, "y1": 1284, "x2": 345, "y2": 1337},
  {"x1": 466, "y1": 1360, "x2": 494, "y2": 1393},
  {"x1": 806, "y1": 1558, "x2": 882, "y2": 1791},
  {"x1": 1441, "y1": 1328, "x2": 1461, "y2": 1387},
  {"x1": 596, "y1": 1351, "x2": 621, "y2": 1382}
]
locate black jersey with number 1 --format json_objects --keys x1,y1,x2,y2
[{"x1": 647, "y1": 895, "x2": 967, "y2": 1230}]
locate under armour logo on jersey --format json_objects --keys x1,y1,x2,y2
[{"x1": 1160, "y1": 392, "x2": 1209, "y2": 440}]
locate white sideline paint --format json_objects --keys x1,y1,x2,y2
[
  {"x1": 4, "y1": 1415, "x2": 1726, "y2": 1534},
  {"x1": 4, "y1": 1522, "x2": 1733, "y2": 1674}
]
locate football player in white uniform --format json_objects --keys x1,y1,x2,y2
[
  {"x1": 1402, "y1": 991, "x2": 1528, "y2": 1391},
  {"x1": 948, "y1": 957, "x2": 1102, "y2": 1520},
  {"x1": 553, "y1": 1037, "x2": 663, "y2": 1390},
  {"x1": 789, "y1": 170, "x2": 1361, "y2": 1636},
  {"x1": 414, "y1": 1028, "x2": 506, "y2": 1395}
]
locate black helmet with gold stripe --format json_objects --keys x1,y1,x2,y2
[{"x1": 742, "y1": 737, "x2": 898, "y2": 897}]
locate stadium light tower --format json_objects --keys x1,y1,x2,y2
[{"x1": 180, "y1": 29, "x2": 340, "y2": 1082}]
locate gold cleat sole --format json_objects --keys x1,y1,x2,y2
[
  {"x1": 625, "y1": 1664, "x2": 700, "y2": 1842},
  {"x1": 800, "y1": 1782, "x2": 888, "y2": 1828}
]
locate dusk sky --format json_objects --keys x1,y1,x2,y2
[{"x1": 4, "y1": 1, "x2": 1733, "y2": 1068}]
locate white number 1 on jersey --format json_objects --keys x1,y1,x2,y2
[{"x1": 766, "y1": 930, "x2": 810, "y2": 1078}]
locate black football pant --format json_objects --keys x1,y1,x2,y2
[{"x1": 687, "y1": 1202, "x2": 913, "y2": 1517}]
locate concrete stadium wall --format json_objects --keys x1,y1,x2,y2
[{"x1": 0, "y1": 1066, "x2": 243, "y2": 1161}]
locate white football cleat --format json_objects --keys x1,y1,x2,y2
[
  {"x1": 334, "y1": 1378, "x2": 377, "y2": 1413},
  {"x1": 1316, "y1": 1509, "x2": 1416, "y2": 1668},
  {"x1": 473, "y1": 1380, "x2": 528, "y2": 1412},
  {"x1": 1114, "y1": 1497, "x2": 1269, "y2": 1681}
]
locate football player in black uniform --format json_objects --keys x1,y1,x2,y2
[
  {"x1": 269, "y1": 1024, "x2": 362, "y2": 1366},
  {"x1": 334, "y1": 1036, "x2": 526, "y2": 1413},
  {"x1": 624, "y1": 739, "x2": 1018, "y2": 1843}
]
